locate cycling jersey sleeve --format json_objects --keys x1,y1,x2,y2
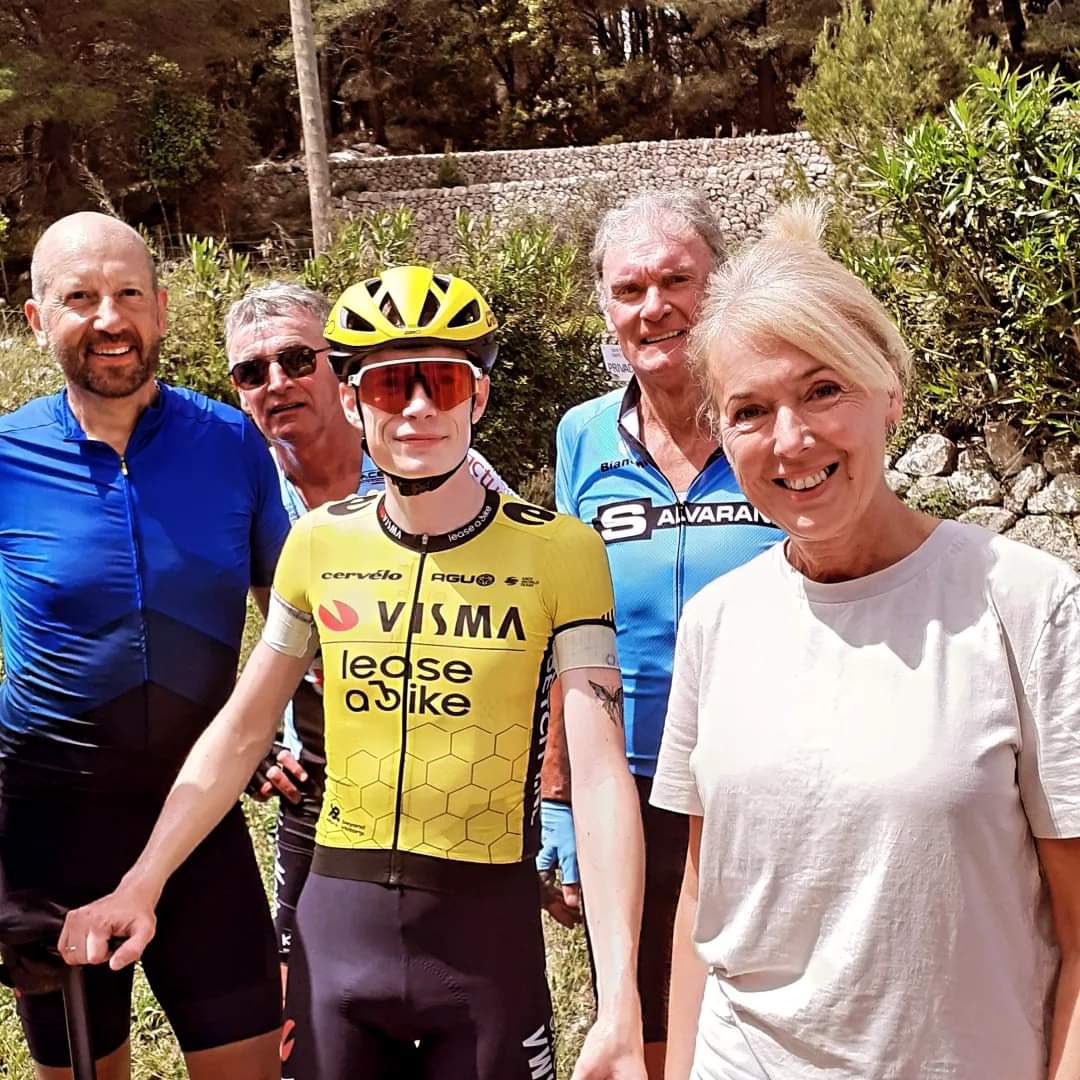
[
  {"x1": 466, "y1": 447, "x2": 516, "y2": 497},
  {"x1": 554, "y1": 413, "x2": 576, "y2": 517},
  {"x1": 263, "y1": 514, "x2": 317, "y2": 658},
  {"x1": 546, "y1": 516, "x2": 618, "y2": 675},
  {"x1": 247, "y1": 422, "x2": 292, "y2": 588}
]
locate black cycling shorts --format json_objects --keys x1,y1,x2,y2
[
  {"x1": 282, "y1": 865, "x2": 555, "y2": 1079},
  {"x1": 274, "y1": 756, "x2": 324, "y2": 960},
  {"x1": 582, "y1": 772, "x2": 688, "y2": 1044},
  {"x1": 0, "y1": 794, "x2": 280, "y2": 1068}
]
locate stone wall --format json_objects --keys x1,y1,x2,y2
[
  {"x1": 243, "y1": 132, "x2": 831, "y2": 258},
  {"x1": 887, "y1": 425, "x2": 1080, "y2": 570}
]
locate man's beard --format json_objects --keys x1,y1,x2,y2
[{"x1": 53, "y1": 333, "x2": 161, "y2": 399}]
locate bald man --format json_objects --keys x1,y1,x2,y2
[{"x1": 0, "y1": 213, "x2": 286, "y2": 1079}]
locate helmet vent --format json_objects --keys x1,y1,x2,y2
[
  {"x1": 380, "y1": 294, "x2": 406, "y2": 328},
  {"x1": 432, "y1": 274, "x2": 452, "y2": 291},
  {"x1": 344, "y1": 309, "x2": 375, "y2": 333},
  {"x1": 419, "y1": 291, "x2": 441, "y2": 327},
  {"x1": 447, "y1": 300, "x2": 480, "y2": 328}
]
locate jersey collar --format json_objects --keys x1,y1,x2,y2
[
  {"x1": 616, "y1": 377, "x2": 725, "y2": 474},
  {"x1": 55, "y1": 381, "x2": 168, "y2": 448},
  {"x1": 376, "y1": 487, "x2": 500, "y2": 552}
]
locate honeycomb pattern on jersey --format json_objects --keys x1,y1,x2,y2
[{"x1": 320, "y1": 709, "x2": 536, "y2": 863}]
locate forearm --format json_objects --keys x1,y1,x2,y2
[
  {"x1": 572, "y1": 764, "x2": 644, "y2": 1018},
  {"x1": 123, "y1": 642, "x2": 304, "y2": 900},
  {"x1": 1049, "y1": 955, "x2": 1080, "y2": 1079},
  {"x1": 666, "y1": 875, "x2": 707, "y2": 1080}
]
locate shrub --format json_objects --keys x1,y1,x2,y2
[
  {"x1": 301, "y1": 208, "x2": 418, "y2": 299},
  {"x1": 796, "y1": 0, "x2": 996, "y2": 169},
  {"x1": 157, "y1": 235, "x2": 254, "y2": 403},
  {"x1": 852, "y1": 64, "x2": 1080, "y2": 439},
  {"x1": 436, "y1": 145, "x2": 467, "y2": 188},
  {"x1": 139, "y1": 58, "x2": 217, "y2": 192},
  {"x1": 449, "y1": 210, "x2": 609, "y2": 487}
]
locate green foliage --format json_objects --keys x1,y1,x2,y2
[
  {"x1": 797, "y1": 0, "x2": 996, "y2": 167},
  {"x1": 0, "y1": 317, "x2": 62, "y2": 417},
  {"x1": 450, "y1": 210, "x2": 608, "y2": 485},
  {"x1": 849, "y1": 64, "x2": 1080, "y2": 439},
  {"x1": 904, "y1": 484, "x2": 963, "y2": 519},
  {"x1": 301, "y1": 208, "x2": 419, "y2": 297},
  {"x1": 436, "y1": 146, "x2": 467, "y2": 188},
  {"x1": 157, "y1": 236, "x2": 254, "y2": 403},
  {"x1": 139, "y1": 59, "x2": 217, "y2": 189}
]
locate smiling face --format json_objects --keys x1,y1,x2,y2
[
  {"x1": 228, "y1": 310, "x2": 342, "y2": 444},
  {"x1": 340, "y1": 344, "x2": 489, "y2": 480},
  {"x1": 25, "y1": 222, "x2": 167, "y2": 398},
  {"x1": 601, "y1": 227, "x2": 714, "y2": 385},
  {"x1": 715, "y1": 337, "x2": 900, "y2": 546}
]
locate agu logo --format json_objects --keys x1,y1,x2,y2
[{"x1": 318, "y1": 600, "x2": 359, "y2": 632}]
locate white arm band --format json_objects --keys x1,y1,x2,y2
[
  {"x1": 552, "y1": 621, "x2": 619, "y2": 675},
  {"x1": 262, "y1": 590, "x2": 318, "y2": 659}
]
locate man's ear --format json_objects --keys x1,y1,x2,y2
[
  {"x1": 471, "y1": 375, "x2": 491, "y2": 424},
  {"x1": 23, "y1": 298, "x2": 48, "y2": 348},
  {"x1": 339, "y1": 381, "x2": 364, "y2": 431}
]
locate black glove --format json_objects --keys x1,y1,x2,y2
[{"x1": 245, "y1": 740, "x2": 295, "y2": 798}]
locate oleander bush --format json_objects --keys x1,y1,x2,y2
[{"x1": 848, "y1": 64, "x2": 1080, "y2": 440}]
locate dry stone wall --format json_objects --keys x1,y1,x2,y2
[
  {"x1": 887, "y1": 426, "x2": 1080, "y2": 570},
  {"x1": 244, "y1": 132, "x2": 831, "y2": 258}
]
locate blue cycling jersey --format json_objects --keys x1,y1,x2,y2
[
  {"x1": 556, "y1": 381, "x2": 783, "y2": 776},
  {"x1": 0, "y1": 384, "x2": 289, "y2": 796}
]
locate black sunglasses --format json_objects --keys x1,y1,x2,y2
[{"x1": 230, "y1": 346, "x2": 329, "y2": 390}]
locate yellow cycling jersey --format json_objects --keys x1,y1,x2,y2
[{"x1": 266, "y1": 488, "x2": 617, "y2": 887}]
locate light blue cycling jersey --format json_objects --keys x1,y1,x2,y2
[{"x1": 556, "y1": 381, "x2": 783, "y2": 776}]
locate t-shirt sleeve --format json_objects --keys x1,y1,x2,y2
[
  {"x1": 246, "y1": 423, "x2": 291, "y2": 588},
  {"x1": 1017, "y1": 583, "x2": 1080, "y2": 838},
  {"x1": 554, "y1": 414, "x2": 576, "y2": 517},
  {"x1": 547, "y1": 516, "x2": 618, "y2": 674},
  {"x1": 651, "y1": 604, "x2": 705, "y2": 816}
]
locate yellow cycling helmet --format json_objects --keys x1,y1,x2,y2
[{"x1": 325, "y1": 266, "x2": 499, "y2": 378}]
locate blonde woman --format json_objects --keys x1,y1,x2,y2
[{"x1": 652, "y1": 202, "x2": 1080, "y2": 1079}]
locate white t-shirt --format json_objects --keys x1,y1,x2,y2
[{"x1": 652, "y1": 521, "x2": 1080, "y2": 1080}]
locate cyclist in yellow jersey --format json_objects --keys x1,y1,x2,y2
[{"x1": 59, "y1": 268, "x2": 647, "y2": 1080}]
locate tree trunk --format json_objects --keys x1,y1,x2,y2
[
  {"x1": 755, "y1": 1, "x2": 778, "y2": 133},
  {"x1": 1002, "y1": 0, "x2": 1026, "y2": 54},
  {"x1": 758, "y1": 54, "x2": 778, "y2": 132},
  {"x1": 40, "y1": 120, "x2": 83, "y2": 218},
  {"x1": 289, "y1": 0, "x2": 333, "y2": 254},
  {"x1": 319, "y1": 46, "x2": 334, "y2": 139}
]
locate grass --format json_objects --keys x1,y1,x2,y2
[{"x1": 0, "y1": 601, "x2": 595, "y2": 1078}]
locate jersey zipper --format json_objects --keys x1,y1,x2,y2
[
  {"x1": 117, "y1": 451, "x2": 151, "y2": 737},
  {"x1": 643, "y1": 462, "x2": 689, "y2": 637},
  {"x1": 389, "y1": 532, "x2": 428, "y2": 884}
]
